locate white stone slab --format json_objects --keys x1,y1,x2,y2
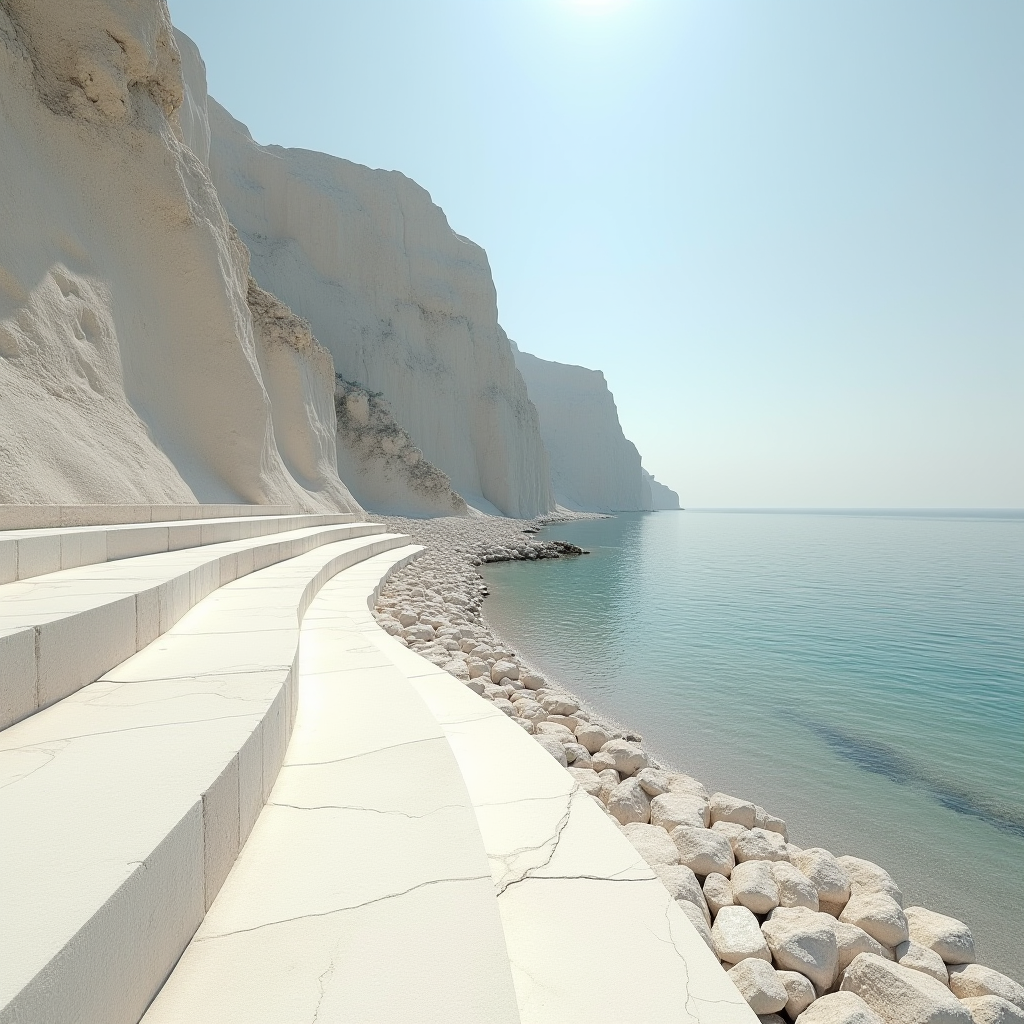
[
  {"x1": 0, "y1": 533, "x2": 410, "y2": 1024},
  {"x1": 0, "y1": 521, "x2": 385, "y2": 730},
  {"x1": 362, "y1": 632, "x2": 759, "y2": 1024},
  {"x1": 144, "y1": 548, "x2": 521, "y2": 1024},
  {"x1": 0, "y1": 511, "x2": 356, "y2": 584}
]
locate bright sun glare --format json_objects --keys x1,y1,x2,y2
[{"x1": 565, "y1": 0, "x2": 631, "y2": 12}]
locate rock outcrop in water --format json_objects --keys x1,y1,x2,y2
[
  {"x1": 644, "y1": 468, "x2": 681, "y2": 510},
  {"x1": 0, "y1": 2, "x2": 359, "y2": 511}
]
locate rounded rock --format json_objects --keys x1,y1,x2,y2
[
  {"x1": 791, "y1": 848, "x2": 852, "y2": 906},
  {"x1": 796, "y1": 991, "x2": 884, "y2": 1023},
  {"x1": 735, "y1": 827, "x2": 791, "y2": 863},
  {"x1": 654, "y1": 863, "x2": 710, "y2": 923},
  {"x1": 599, "y1": 738, "x2": 650, "y2": 776},
  {"x1": 959, "y1": 996, "x2": 1024, "y2": 1024},
  {"x1": 670, "y1": 825, "x2": 736, "y2": 878},
  {"x1": 837, "y1": 856, "x2": 904, "y2": 907},
  {"x1": 778, "y1": 969, "x2": 817, "y2": 1018},
  {"x1": 732, "y1": 860, "x2": 782, "y2": 915},
  {"x1": 761, "y1": 905, "x2": 840, "y2": 993},
  {"x1": 567, "y1": 766, "x2": 603, "y2": 797},
  {"x1": 712, "y1": 905, "x2": 772, "y2": 965},
  {"x1": 607, "y1": 777, "x2": 652, "y2": 825},
  {"x1": 773, "y1": 861, "x2": 820, "y2": 911},
  {"x1": 635, "y1": 766, "x2": 672, "y2": 796},
  {"x1": 710, "y1": 792, "x2": 758, "y2": 829},
  {"x1": 575, "y1": 722, "x2": 616, "y2": 754},
  {"x1": 904, "y1": 906, "x2": 975, "y2": 965},
  {"x1": 677, "y1": 900, "x2": 715, "y2": 953},
  {"x1": 948, "y1": 965, "x2": 1024, "y2": 1011},
  {"x1": 704, "y1": 871, "x2": 735, "y2": 916},
  {"x1": 834, "y1": 921, "x2": 895, "y2": 973},
  {"x1": 839, "y1": 891, "x2": 909, "y2": 948},
  {"x1": 895, "y1": 940, "x2": 950, "y2": 986},
  {"x1": 728, "y1": 958, "x2": 789, "y2": 1015},
  {"x1": 623, "y1": 822, "x2": 680, "y2": 867},
  {"x1": 533, "y1": 733, "x2": 568, "y2": 767},
  {"x1": 840, "y1": 952, "x2": 971, "y2": 1023},
  {"x1": 650, "y1": 792, "x2": 711, "y2": 831}
]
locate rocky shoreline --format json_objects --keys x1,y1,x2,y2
[{"x1": 373, "y1": 513, "x2": 1024, "y2": 1023}]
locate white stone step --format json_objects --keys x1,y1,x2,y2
[
  {"x1": 362, "y1": 635, "x2": 760, "y2": 1024},
  {"x1": 0, "y1": 520, "x2": 384, "y2": 731},
  {"x1": 143, "y1": 548, "x2": 521, "y2": 1024},
  {"x1": 0, "y1": 511, "x2": 358, "y2": 585},
  {"x1": 0, "y1": 503, "x2": 310, "y2": 531},
  {"x1": 0, "y1": 532, "x2": 411, "y2": 1024}
]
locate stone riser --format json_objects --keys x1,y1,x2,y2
[
  {"x1": 0, "y1": 522, "x2": 385, "y2": 732},
  {"x1": 0, "y1": 531, "x2": 411, "y2": 1024}
]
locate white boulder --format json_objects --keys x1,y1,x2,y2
[
  {"x1": 677, "y1": 900, "x2": 715, "y2": 953},
  {"x1": 669, "y1": 825, "x2": 736, "y2": 877},
  {"x1": 947, "y1": 965, "x2": 1024, "y2": 1011},
  {"x1": 840, "y1": 891, "x2": 910, "y2": 948},
  {"x1": 773, "y1": 861, "x2": 821, "y2": 911},
  {"x1": 634, "y1": 766, "x2": 672, "y2": 796},
  {"x1": 728, "y1": 958, "x2": 789, "y2": 1015},
  {"x1": 712, "y1": 905, "x2": 772, "y2": 964},
  {"x1": 597, "y1": 768, "x2": 621, "y2": 805},
  {"x1": 650, "y1": 792, "x2": 710, "y2": 831},
  {"x1": 778, "y1": 969, "x2": 817, "y2": 1018},
  {"x1": 904, "y1": 907, "x2": 975, "y2": 965},
  {"x1": 735, "y1": 827, "x2": 791, "y2": 863},
  {"x1": 623, "y1": 823, "x2": 680, "y2": 867},
  {"x1": 791, "y1": 848, "x2": 852, "y2": 906},
  {"x1": 959, "y1": 997, "x2": 1024, "y2": 1024},
  {"x1": 667, "y1": 773, "x2": 711, "y2": 800},
  {"x1": 575, "y1": 722, "x2": 616, "y2": 754},
  {"x1": 732, "y1": 860, "x2": 782, "y2": 915},
  {"x1": 895, "y1": 940, "x2": 950, "y2": 986},
  {"x1": 567, "y1": 767, "x2": 603, "y2": 797},
  {"x1": 796, "y1": 991, "x2": 884, "y2": 1023},
  {"x1": 761, "y1": 906, "x2": 840, "y2": 993},
  {"x1": 835, "y1": 921, "x2": 896, "y2": 972},
  {"x1": 607, "y1": 777, "x2": 652, "y2": 825},
  {"x1": 654, "y1": 864, "x2": 711, "y2": 923},
  {"x1": 599, "y1": 739, "x2": 650, "y2": 776},
  {"x1": 840, "y1": 952, "x2": 972, "y2": 1023},
  {"x1": 838, "y1": 856, "x2": 904, "y2": 907},
  {"x1": 538, "y1": 692, "x2": 579, "y2": 717},
  {"x1": 533, "y1": 734, "x2": 568, "y2": 767},
  {"x1": 710, "y1": 792, "x2": 758, "y2": 829},
  {"x1": 703, "y1": 872, "x2": 735, "y2": 916}
]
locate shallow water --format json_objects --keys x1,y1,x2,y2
[{"x1": 481, "y1": 510, "x2": 1024, "y2": 981}]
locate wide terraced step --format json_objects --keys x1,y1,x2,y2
[
  {"x1": 0, "y1": 510, "x2": 358, "y2": 585},
  {"x1": 0, "y1": 530, "x2": 412, "y2": 1024},
  {"x1": 0, "y1": 519, "x2": 384, "y2": 730},
  {"x1": 143, "y1": 547, "x2": 520, "y2": 1024},
  {"x1": 360, "y1": 631, "x2": 760, "y2": 1023}
]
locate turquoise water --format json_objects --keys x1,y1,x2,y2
[{"x1": 481, "y1": 510, "x2": 1024, "y2": 981}]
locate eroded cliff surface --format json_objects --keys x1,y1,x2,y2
[
  {"x1": 512, "y1": 344, "x2": 649, "y2": 512},
  {"x1": 643, "y1": 469, "x2": 681, "y2": 510},
  {"x1": 191, "y1": 80, "x2": 552, "y2": 518},
  {"x1": 0, "y1": 2, "x2": 358, "y2": 510}
]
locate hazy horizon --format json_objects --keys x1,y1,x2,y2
[{"x1": 169, "y1": 0, "x2": 1024, "y2": 509}]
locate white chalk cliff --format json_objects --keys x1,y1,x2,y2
[
  {"x1": 643, "y1": 468, "x2": 681, "y2": 510},
  {"x1": 176, "y1": 63, "x2": 552, "y2": 518},
  {"x1": 0, "y1": 1, "x2": 359, "y2": 512},
  {"x1": 513, "y1": 343, "x2": 661, "y2": 512}
]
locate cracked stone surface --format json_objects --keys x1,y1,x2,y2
[
  {"x1": 0, "y1": 533, "x2": 413, "y2": 1024},
  {"x1": 142, "y1": 549, "x2": 519, "y2": 1023},
  {"x1": 362, "y1": 618, "x2": 759, "y2": 1022}
]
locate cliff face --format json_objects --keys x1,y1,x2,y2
[
  {"x1": 511, "y1": 344, "x2": 648, "y2": 512},
  {"x1": 0, "y1": 1, "x2": 359, "y2": 511},
  {"x1": 193, "y1": 84, "x2": 552, "y2": 518},
  {"x1": 643, "y1": 469, "x2": 681, "y2": 510}
]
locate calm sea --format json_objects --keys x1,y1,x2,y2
[{"x1": 481, "y1": 510, "x2": 1024, "y2": 981}]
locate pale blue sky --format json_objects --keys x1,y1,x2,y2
[{"x1": 168, "y1": 0, "x2": 1023, "y2": 508}]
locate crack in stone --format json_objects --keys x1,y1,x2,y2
[
  {"x1": 282, "y1": 735, "x2": 440, "y2": 769},
  {"x1": 269, "y1": 800, "x2": 467, "y2": 821},
  {"x1": 493, "y1": 787, "x2": 578, "y2": 895},
  {"x1": 0, "y1": 741, "x2": 67, "y2": 789},
  {"x1": 195, "y1": 873, "x2": 491, "y2": 942}
]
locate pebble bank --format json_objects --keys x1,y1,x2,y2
[{"x1": 374, "y1": 514, "x2": 1024, "y2": 1024}]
